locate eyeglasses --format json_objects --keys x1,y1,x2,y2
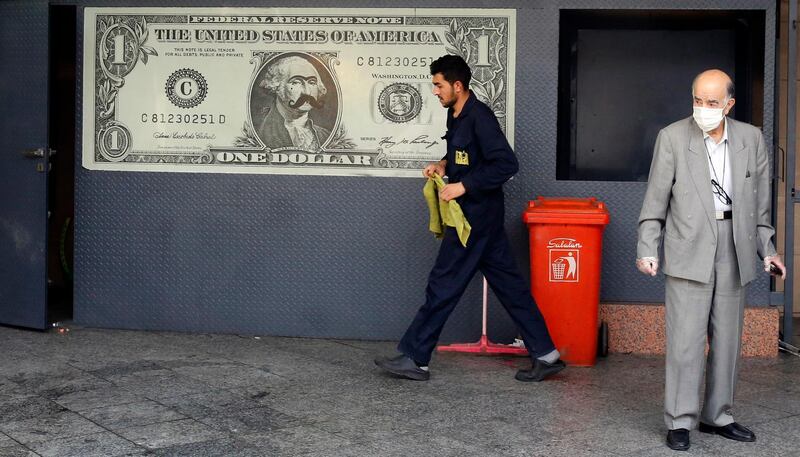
[{"x1": 711, "y1": 179, "x2": 732, "y2": 205}]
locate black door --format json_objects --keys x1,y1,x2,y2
[{"x1": 0, "y1": 0, "x2": 50, "y2": 329}]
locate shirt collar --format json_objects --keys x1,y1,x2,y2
[
  {"x1": 702, "y1": 117, "x2": 728, "y2": 144},
  {"x1": 448, "y1": 91, "x2": 477, "y2": 121}
]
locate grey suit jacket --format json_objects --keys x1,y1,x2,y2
[{"x1": 637, "y1": 116, "x2": 777, "y2": 286}]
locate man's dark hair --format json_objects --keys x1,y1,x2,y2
[
  {"x1": 725, "y1": 80, "x2": 735, "y2": 99},
  {"x1": 430, "y1": 54, "x2": 471, "y2": 89}
]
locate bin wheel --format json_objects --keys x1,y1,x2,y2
[{"x1": 598, "y1": 321, "x2": 609, "y2": 357}]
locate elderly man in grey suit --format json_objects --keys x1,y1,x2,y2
[{"x1": 636, "y1": 69, "x2": 786, "y2": 451}]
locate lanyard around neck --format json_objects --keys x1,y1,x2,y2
[{"x1": 705, "y1": 139, "x2": 727, "y2": 188}]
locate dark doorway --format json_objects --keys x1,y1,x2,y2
[
  {"x1": 47, "y1": 5, "x2": 76, "y2": 325},
  {"x1": 556, "y1": 9, "x2": 766, "y2": 182}
]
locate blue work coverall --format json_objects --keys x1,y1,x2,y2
[{"x1": 398, "y1": 93, "x2": 556, "y2": 365}]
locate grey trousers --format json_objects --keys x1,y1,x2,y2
[{"x1": 664, "y1": 220, "x2": 746, "y2": 430}]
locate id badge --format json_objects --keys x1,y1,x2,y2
[{"x1": 455, "y1": 149, "x2": 469, "y2": 165}]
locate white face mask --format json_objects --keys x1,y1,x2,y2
[{"x1": 692, "y1": 103, "x2": 727, "y2": 132}]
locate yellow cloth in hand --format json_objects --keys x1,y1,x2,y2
[{"x1": 423, "y1": 173, "x2": 471, "y2": 247}]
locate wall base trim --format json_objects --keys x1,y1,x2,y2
[{"x1": 600, "y1": 303, "x2": 779, "y2": 358}]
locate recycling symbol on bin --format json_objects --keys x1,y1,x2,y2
[{"x1": 548, "y1": 238, "x2": 581, "y2": 283}]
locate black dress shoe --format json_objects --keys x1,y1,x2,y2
[
  {"x1": 699, "y1": 422, "x2": 756, "y2": 442},
  {"x1": 514, "y1": 359, "x2": 566, "y2": 382},
  {"x1": 666, "y1": 429, "x2": 690, "y2": 451},
  {"x1": 374, "y1": 354, "x2": 430, "y2": 381}
]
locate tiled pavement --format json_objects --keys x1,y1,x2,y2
[{"x1": 0, "y1": 324, "x2": 798, "y2": 456}]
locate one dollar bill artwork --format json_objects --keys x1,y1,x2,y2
[{"x1": 82, "y1": 8, "x2": 516, "y2": 177}]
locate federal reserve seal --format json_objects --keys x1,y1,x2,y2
[
  {"x1": 165, "y1": 68, "x2": 208, "y2": 109},
  {"x1": 377, "y1": 83, "x2": 422, "y2": 123}
]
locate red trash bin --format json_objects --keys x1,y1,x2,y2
[{"x1": 522, "y1": 197, "x2": 610, "y2": 366}]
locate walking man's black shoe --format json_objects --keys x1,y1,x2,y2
[
  {"x1": 699, "y1": 422, "x2": 756, "y2": 442},
  {"x1": 374, "y1": 354, "x2": 430, "y2": 381},
  {"x1": 666, "y1": 428, "x2": 690, "y2": 451},
  {"x1": 514, "y1": 359, "x2": 565, "y2": 382}
]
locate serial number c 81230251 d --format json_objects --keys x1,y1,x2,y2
[
  {"x1": 141, "y1": 113, "x2": 227, "y2": 124},
  {"x1": 355, "y1": 56, "x2": 436, "y2": 67}
]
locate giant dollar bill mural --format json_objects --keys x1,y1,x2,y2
[{"x1": 82, "y1": 8, "x2": 516, "y2": 176}]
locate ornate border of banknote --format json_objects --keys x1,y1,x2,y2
[{"x1": 82, "y1": 8, "x2": 516, "y2": 176}]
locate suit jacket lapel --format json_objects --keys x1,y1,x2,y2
[
  {"x1": 686, "y1": 120, "x2": 718, "y2": 235},
  {"x1": 727, "y1": 118, "x2": 748, "y2": 209}
]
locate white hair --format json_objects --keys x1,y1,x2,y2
[{"x1": 259, "y1": 55, "x2": 327, "y2": 96}]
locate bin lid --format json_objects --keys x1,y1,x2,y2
[{"x1": 523, "y1": 196, "x2": 610, "y2": 225}]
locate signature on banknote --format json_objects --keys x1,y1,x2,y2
[{"x1": 378, "y1": 135, "x2": 440, "y2": 150}]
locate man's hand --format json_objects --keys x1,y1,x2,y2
[
  {"x1": 636, "y1": 257, "x2": 659, "y2": 277},
  {"x1": 764, "y1": 254, "x2": 787, "y2": 280},
  {"x1": 439, "y1": 183, "x2": 466, "y2": 202},
  {"x1": 423, "y1": 160, "x2": 446, "y2": 178}
]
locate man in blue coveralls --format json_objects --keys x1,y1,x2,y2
[{"x1": 375, "y1": 55, "x2": 564, "y2": 382}]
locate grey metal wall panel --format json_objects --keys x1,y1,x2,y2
[
  {"x1": 0, "y1": 0, "x2": 50, "y2": 329},
  {"x1": 72, "y1": 0, "x2": 777, "y2": 341}
]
